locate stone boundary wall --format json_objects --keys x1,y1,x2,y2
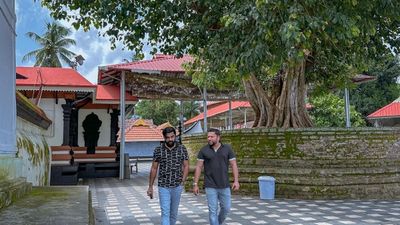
[{"x1": 182, "y1": 128, "x2": 400, "y2": 199}]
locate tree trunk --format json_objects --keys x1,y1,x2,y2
[{"x1": 243, "y1": 61, "x2": 313, "y2": 128}]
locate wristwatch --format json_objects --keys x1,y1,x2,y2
[{"x1": 193, "y1": 182, "x2": 198, "y2": 186}]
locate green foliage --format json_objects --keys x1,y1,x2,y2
[
  {"x1": 134, "y1": 100, "x2": 179, "y2": 126},
  {"x1": 309, "y1": 93, "x2": 365, "y2": 127},
  {"x1": 182, "y1": 101, "x2": 200, "y2": 120},
  {"x1": 41, "y1": 0, "x2": 400, "y2": 89},
  {"x1": 350, "y1": 56, "x2": 400, "y2": 119},
  {"x1": 22, "y1": 22, "x2": 77, "y2": 67},
  {"x1": 135, "y1": 100, "x2": 201, "y2": 125},
  {"x1": 185, "y1": 57, "x2": 243, "y2": 91},
  {"x1": 41, "y1": 0, "x2": 400, "y2": 128}
]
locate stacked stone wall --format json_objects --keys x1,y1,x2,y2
[{"x1": 183, "y1": 128, "x2": 400, "y2": 199}]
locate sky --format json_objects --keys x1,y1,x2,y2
[{"x1": 15, "y1": 0, "x2": 151, "y2": 84}]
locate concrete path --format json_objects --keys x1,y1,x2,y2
[{"x1": 88, "y1": 162, "x2": 400, "y2": 225}]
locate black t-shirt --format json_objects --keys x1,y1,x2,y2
[
  {"x1": 153, "y1": 143, "x2": 189, "y2": 188},
  {"x1": 197, "y1": 143, "x2": 236, "y2": 188}
]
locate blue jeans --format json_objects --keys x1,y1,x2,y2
[
  {"x1": 158, "y1": 185, "x2": 183, "y2": 225},
  {"x1": 205, "y1": 187, "x2": 231, "y2": 225}
]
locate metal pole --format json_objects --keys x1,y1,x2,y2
[
  {"x1": 344, "y1": 87, "x2": 351, "y2": 128},
  {"x1": 119, "y1": 71, "x2": 126, "y2": 179},
  {"x1": 228, "y1": 100, "x2": 233, "y2": 130},
  {"x1": 179, "y1": 100, "x2": 183, "y2": 144},
  {"x1": 203, "y1": 86, "x2": 207, "y2": 132}
]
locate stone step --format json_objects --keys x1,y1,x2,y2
[
  {"x1": 0, "y1": 186, "x2": 94, "y2": 225},
  {"x1": 0, "y1": 177, "x2": 32, "y2": 210}
]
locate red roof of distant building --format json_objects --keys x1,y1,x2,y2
[
  {"x1": 184, "y1": 101, "x2": 251, "y2": 125},
  {"x1": 16, "y1": 67, "x2": 94, "y2": 88},
  {"x1": 367, "y1": 99, "x2": 400, "y2": 119},
  {"x1": 95, "y1": 85, "x2": 137, "y2": 103},
  {"x1": 185, "y1": 101, "x2": 313, "y2": 125},
  {"x1": 121, "y1": 119, "x2": 164, "y2": 142},
  {"x1": 204, "y1": 101, "x2": 226, "y2": 109}
]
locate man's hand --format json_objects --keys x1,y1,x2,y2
[
  {"x1": 147, "y1": 186, "x2": 154, "y2": 199},
  {"x1": 193, "y1": 184, "x2": 199, "y2": 195},
  {"x1": 232, "y1": 181, "x2": 240, "y2": 191}
]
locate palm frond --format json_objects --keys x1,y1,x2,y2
[
  {"x1": 59, "y1": 53, "x2": 73, "y2": 65},
  {"x1": 22, "y1": 49, "x2": 42, "y2": 62},
  {"x1": 59, "y1": 48, "x2": 77, "y2": 58},
  {"x1": 55, "y1": 38, "x2": 76, "y2": 47},
  {"x1": 25, "y1": 32, "x2": 45, "y2": 44},
  {"x1": 25, "y1": 22, "x2": 77, "y2": 67}
]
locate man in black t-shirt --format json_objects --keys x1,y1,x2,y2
[
  {"x1": 193, "y1": 128, "x2": 240, "y2": 225},
  {"x1": 147, "y1": 127, "x2": 189, "y2": 225}
]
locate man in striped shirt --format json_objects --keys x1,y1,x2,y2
[{"x1": 147, "y1": 127, "x2": 189, "y2": 225}]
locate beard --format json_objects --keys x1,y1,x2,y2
[
  {"x1": 166, "y1": 141, "x2": 175, "y2": 147},
  {"x1": 208, "y1": 140, "x2": 215, "y2": 147}
]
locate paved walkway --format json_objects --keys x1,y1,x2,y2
[
  {"x1": 88, "y1": 162, "x2": 400, "y2": 225},
  {"x1": 0, "y1": 186, "x2": 91, "y2": 225}
]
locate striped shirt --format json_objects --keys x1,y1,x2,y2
[{"x1": 153, "y1": 143, "x2": 188, "y2": 188}]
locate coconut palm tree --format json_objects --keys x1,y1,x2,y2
[
  {"x1": 183, "y1": 101, "x2": 200, "y2": 119},
  {"x1": 22, "y1": 22, "x2": 77, "y2": 67}
]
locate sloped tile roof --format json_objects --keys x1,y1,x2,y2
[
  {"x1": 184, "y1": 101, "x2": 251, "y2": 125},
  {"x1": 119, "y1": 119, "x2": 164, "y2": 142},
  {"x1": 16, "y1": 67, "x2": 94, "y2": 88},
  {"x1": 108, "y1": 55, "x2": 192, "y2": 73},
  {"x1": 16, "y1": 67, "x2": 140, "y2": 103},
  {"x1": 95, "y1": 85, "x2": 137, "y2": 102},
  {"x1": 367, "y1": 98, "x2": 400, "y2": 119}
]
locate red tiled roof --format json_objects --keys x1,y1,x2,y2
[
  {"x1": 185, "y1": 101, "x2": 313, "y2": 125},
  {"x1": 108, "y1": 55, "x2": 192, "y2": 73},
  {"x1": 99, "y1": 55, "x2": 193, "y2": 84},
  {"x1": 16, "y1": 67, "x2": 94, "y2": 88},
  {"x1": 367, "y1": 100, "x2": 400, "y2": 119},
  {"x1": 204, "y1": 101, "x2": 226, "y2": 109},
  {"x1": 124, "y1": 126, "x2": 164, "y2": 142},
  {"x1": 120, "y1": 119, "x2": 164, "y2": 142},
  {"x1": 184, "y1": 101, "x2": 251, "y2": 125},
  {"x1": 95, "y1": 85, "x2": 137, "y2": 102}
]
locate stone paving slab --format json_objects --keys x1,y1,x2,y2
[
  {"x1": 89, "y1": 162, "x2": 400, "y2": 225},
  {"x1": 0, "y1": 186, "x2": 91, "y2": 225}
]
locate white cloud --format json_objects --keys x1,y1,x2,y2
[
  {"x1": 59, "y1": 21, "x2": 157, "y2": 84},
  {"x1": 63, "y1": 26, "x2": 134, "y2": 83},
  {"x1": 16, "y1": 0, "x2": 153, "y2": 84}
]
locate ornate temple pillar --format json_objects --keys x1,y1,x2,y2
[
  {"x1": 69, "y1": 107, "x2": 79, "y2": 146},
  {"x1": 61, "y1": 99, "x2": 74, "y2": 146},
  {"x1": 110, "y1": 109, "x2": 120, "y2": 146}
]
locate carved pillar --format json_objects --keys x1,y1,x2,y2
[
  {"x1": 110, "y1": 109, "x2": 120, "y2": 146},
  {"x1": 70, "y1": 108, "x2": 79, "y2": 146},
  {"x1": 62, "y1": 99, "x2": 73, "y2": 146}
]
